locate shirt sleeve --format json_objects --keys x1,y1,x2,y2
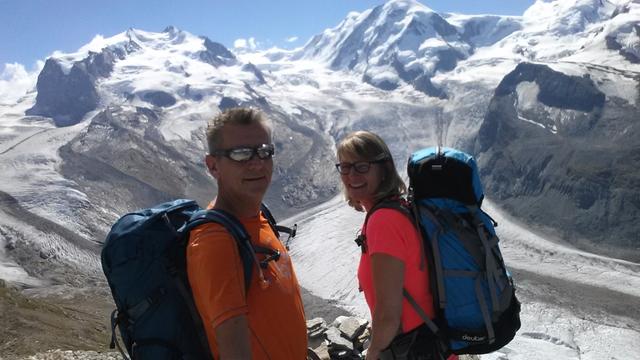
[
  {"x1": 187, "y1": 223, "x2": 249, "y2": 329},
  {"x1": 365, "y1": 208, "x2": 414, "y2": 263}
]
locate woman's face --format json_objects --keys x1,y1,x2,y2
[{"x1": 337, "y1": 153, "x2": 385, "y2": 211}]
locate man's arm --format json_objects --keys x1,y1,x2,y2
[{"x1": 215, "y1": 314, "x2": 252, "y2": 359}]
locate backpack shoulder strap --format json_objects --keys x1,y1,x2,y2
[
  {"x1": 357, "y1": 199, "x2": 408, "y2": 253},
  {"x1": 178, "y1": 209, "x2": 260, "y2": 360},
  {"x1": 183, "y1": 209, "x2": 254, "y2": 290},
  {"x1": 363, "y1": 198, "x2": 413, "y2": 231},
  {"x1": 260, "y1": 203, "x2": 297, "y2": 249},
  {"x1": 360, "y1": 198, "x2": 417, "y2": 254},
  {"x1": 260, "y1": 203, "x2": 296, "y2": 238}
]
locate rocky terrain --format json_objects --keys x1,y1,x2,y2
[
  {"x1": 476, "y1": 62, "x2": 640, "y2": 261},
  {"x1": 0, "y1": 279, "x2": 352, "y2": 360}
]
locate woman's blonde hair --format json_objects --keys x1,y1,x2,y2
[{"x1": 336, "y1": 131, "x2": 406, "y2": 211}]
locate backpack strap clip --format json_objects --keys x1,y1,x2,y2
[
  {"x1": 125, "y1": 287, "x2": 167, "y2": 323},
  {"x1": 283, "y1": 223, "x2": 297, "y2": 250},
  {"x1": 354, "y1": 232, "x2": 367, "y2": 253},
  {"x1": 110, "y1": 309, "x2": 132, "y2": 360}
]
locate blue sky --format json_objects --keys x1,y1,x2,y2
[{"x1": 0, "y1": 0, "x2": 534, "y2": 69}]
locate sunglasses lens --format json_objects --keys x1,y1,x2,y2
[
  {"x1": 228, "y1": 148, "x2": 254, "y2": 161},
  {"x1": 257, "y1": 145, "x2": 275, "y2": 159}
]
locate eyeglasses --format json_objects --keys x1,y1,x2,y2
[
  {"x1": 335, "y1": 159, "x2": 388, "y2": 175},
  {"x1": 212, "y1": 143, "x2": 275, "y2": 162}
]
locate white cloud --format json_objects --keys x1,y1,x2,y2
[
  {"x1": 234, "y1": 37, "x2": 259, "y2": 50},
  {"x1": 0, "y1": 61, "x2": 43, "y2": 104},
  {"x1": 286, "y1": 36, "x2": 299, "y2": 43},
  {"x1": 234, "y1": 38, "x2": 248, "y2": 49}
]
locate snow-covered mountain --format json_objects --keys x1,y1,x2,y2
[
  {"x1": 290, "y1": 0, "x2": 524, "y2": 97},
  {"x1": 0, "y1": 0, "x2": 639, "y2": 358}
]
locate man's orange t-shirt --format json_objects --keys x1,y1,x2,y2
[{"x1": 187, "y1": 211, "x2": 307, "y2": 359}]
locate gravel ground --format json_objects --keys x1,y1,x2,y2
[
  {"x1": 7, "y1": 350, "x2": 120, "y2": 360},
  {"x1": 0, "y1": 282, "x2": 354, "y2": 360}
]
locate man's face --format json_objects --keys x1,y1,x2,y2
[{"x1": 206, "y1": 122, "x2": 273, "y2": 206}]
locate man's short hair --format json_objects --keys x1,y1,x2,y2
[{"x1": 206, "y1": 107, "x2": 271, "y2": 153}]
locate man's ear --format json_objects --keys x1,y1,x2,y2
[{"x1": 205, "y1": 154, "x2": 220, "y2": 179}]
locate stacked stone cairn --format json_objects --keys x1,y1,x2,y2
[
  {"x1": 307, "y1": 316, "x2": 370, "y2": 359},
  {"x1": 306, "y1": 316, "x2": 481, "y2": 360}
]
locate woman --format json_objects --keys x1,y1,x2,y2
[{"x1": 335, "y1": 131, "x2": 456, "y2": 360}]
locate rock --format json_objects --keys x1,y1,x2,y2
[
  {"x1": 219, "y1": 96, "x2": 239, "y2": 111},
  {"x1": 308, "y1": 321, "x2": 328, "y2": 350},
  {"x1": 26, "y1": 58, "x2": 99, "y2": 126},
  {"x1": 312, "y1": 342, "x2": 331, "y2": 360},
  {"x1": 332, "y1": 315, "x2": 350, "y2": 328},
  {"x1": 325, "y1": 327, "x2": 354, "y2": 352},
  {"x1": 308, "y1": 332, "x2": 327, "y2": 351},
  {"x1": 307, "y1": 317, "x2": 327, "y2": 331},
  {"x1": 199, "y1": 37, "x2": 237, "y2": 67},
  {"x1": 338, "y1": 316, "x2": 369, "y2": 340},
  {"x1": 139, "y1": 90, "x2": 176, "y2": 107},
  {"x1": 309, "y1": 326, "x2": 328, "y2": 338},
  {"x1": 475, "y1": 61, "x2": 640, "y2": 261},
  {"x1": 242, "y1": 63, "x2": 266, "y2": 84}
]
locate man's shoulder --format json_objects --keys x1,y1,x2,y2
[{"x1": 188, "y1": 222, "x2": 238, "y2": 246}]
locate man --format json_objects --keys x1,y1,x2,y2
[{"x1": 187, "y1": 107, "x2": 307, "y2": 359}]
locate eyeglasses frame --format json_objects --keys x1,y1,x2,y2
[{"x1": 334, "y1": 158, "x2": 389, "y2": 175}]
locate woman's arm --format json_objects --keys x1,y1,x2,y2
[{"x1": 366, "y1": 253, "x2": 405, "y2": 360}]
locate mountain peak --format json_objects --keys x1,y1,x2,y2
[
  {"x1": 381, "y1": 0, "x2": 436, "y2": 14},
  {"x1": 294, "y1": 0, "x2": 466, "y2": 95},
  {"x1": 163, "y1": 25, "x2": 179, "y2": 34},
  {"x1": 523, "y1": 0, "x2": 620, "y2": 33}
]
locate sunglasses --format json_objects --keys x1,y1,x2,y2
[
  {"x1": 212, "y1": 143, "x2": 275, "y2": 162},
  {"x1": 335, "y1": 158, "x2": 388, "y2": 175}
]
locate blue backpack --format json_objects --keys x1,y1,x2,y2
[
  {"x1": 101, "y1": 199, "x2": 295, "y2": 360},
  {"x1": 404, "y1": 146, "x2": 521, "y2": 355}
]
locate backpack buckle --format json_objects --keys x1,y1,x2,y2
[
  {"x1": 354, "y1": 233, "x2": 367, "y2": 253},
  {"x1": 259, "y1": 250, "x2": 281, "y2": 269}
]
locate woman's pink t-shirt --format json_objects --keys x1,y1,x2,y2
[{"x1": 357, "y1": 208, "x2": 435, "y2": 333}]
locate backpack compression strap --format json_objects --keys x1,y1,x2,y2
[{"x1": 402, "y1": 289, "x2": 448, "y2": 358}]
